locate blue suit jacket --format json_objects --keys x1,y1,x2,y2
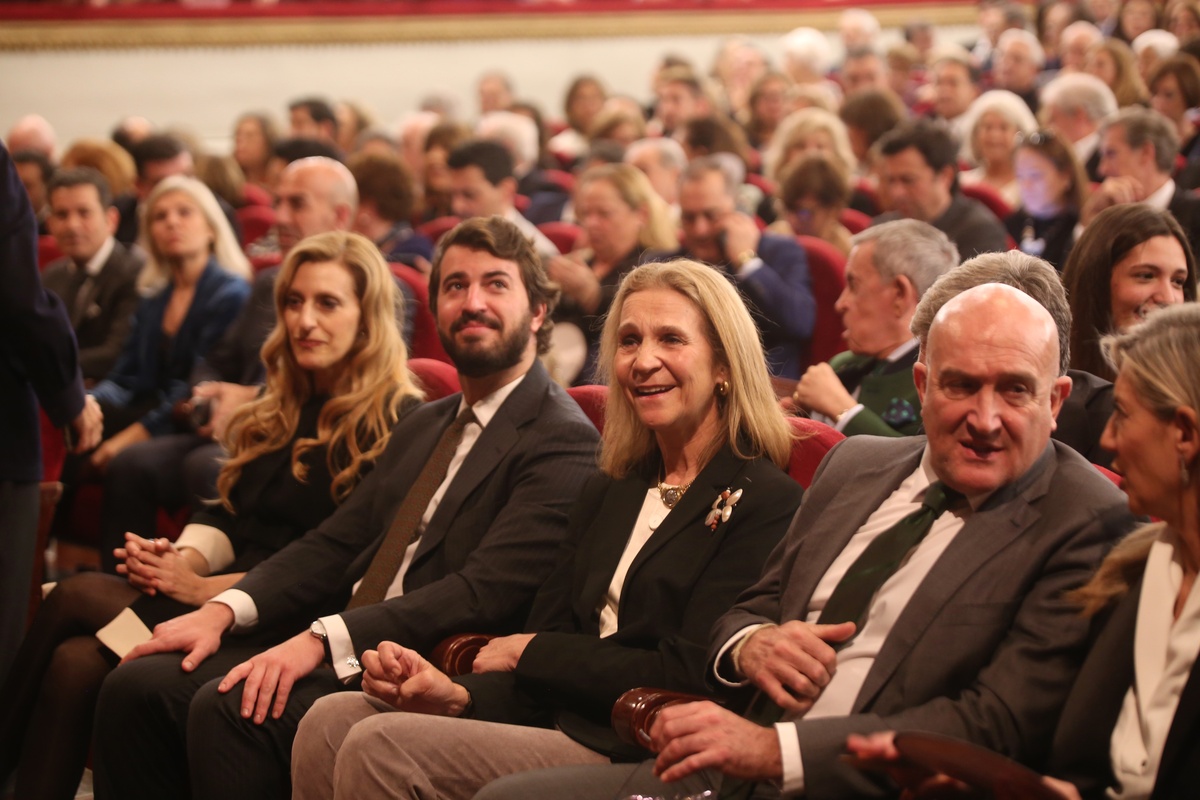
[
  {"x1": 0, "y1": 143, "x2": 85, "y2": 482},
  {"x1": 91, "y1": 259, "x2": 249, "y2": 436},
  {"x1": 658, "y1": 233, "x2": 815, "y2": 379}
]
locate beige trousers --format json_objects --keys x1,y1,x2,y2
[{"x1": 291, "y1": 692, "x2": 612, "y2": 800}]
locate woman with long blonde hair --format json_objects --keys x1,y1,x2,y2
[{"x1": 0, "y1": 231, "x2": 422, "y2": 800}]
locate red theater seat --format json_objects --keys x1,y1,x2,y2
[{"x1": 796, "y1": 235, "x2": 848, "y2": 371}]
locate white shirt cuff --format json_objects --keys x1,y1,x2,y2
[
  {"x1": 318, "y1": 613, "x2": 363, "y2": 681},
  {"x1": 174, "y1": 523, "x2": 234, "y2": 574},
  {"x1": 734, "y1": 256, "x2": 765, "y2": 279},
  {"x1": 775, "y1": 722, "x2": 806, "y2": 795},
  {"x1": 209, "y1": 589, "x2": 258, "y2": 632},
  {"x1": 834, "y1": 403, "x2": 865, "y2": 432},
  {"x1": 712, "y1": 623, "x2": 772, "y2": 687}
]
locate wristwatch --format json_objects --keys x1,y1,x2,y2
[{"x1": 309, "y1": 620, "x2": 333, "y2": 665}]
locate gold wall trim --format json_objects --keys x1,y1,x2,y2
[{"x1": 0, "y1": 5, "x2": 977, "y2": 51}]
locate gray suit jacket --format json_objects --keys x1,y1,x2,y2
[
  {"x1": 231, "y1": 360, "x2": 601, "y2": 656},
  {"x1": 41, "y1": 240, "x2": 143, "y2": 381},
  {"x1": 710, "y1": 435, "x2": 1133, "y2": 799}
]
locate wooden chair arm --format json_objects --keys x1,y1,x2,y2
[
  {"x1": 431, "y1": 633, "x2": 496, "y2": 676},
  {"x1": 611, "y1": 687, "x2": 713, "y2": 748}
]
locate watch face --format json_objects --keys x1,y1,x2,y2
[{"x1": 310, "y1": 621, "x2": 326, "y2": 639}]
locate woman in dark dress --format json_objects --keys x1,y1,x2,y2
[
  {"x1": 1005, "y1": 129, "x2": 1088, "y2": 272},
  {"x1": 0, "y1": 231, "x2": 423, "y2": 800}
]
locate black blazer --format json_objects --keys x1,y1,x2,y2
[
  {"x1": 0, "y1": 143, "x2": 85, "y2": 483},
  {"x1": 456, "y1": 447, "x2": 802, "y2": 759},
  {"x1": 41, "y1": 240, "x2": 144, "y2": 381},
  {"x1": 1049, "y1": 570, "x2": 1200, "y2": 800},
  {"x1": 230, "y1": 360, "x2": 601, "y2": 655}
]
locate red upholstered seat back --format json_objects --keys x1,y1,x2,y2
[
  {"x1": 786, "y1": 416, "x2": 844, "y2": 488},
  {"x1": 417, "y1": 215, "x2": 461, "y2": 246},
  {"x1": 409, "y1": 358, "x2": 461, "y2": 400},
  {"x1": 795, "y1": 235, "x2": 848, "y2": 371},
  {"x1": 390, "y1": 263, "x2": 452, "y2": 364},
  {"x1": 537, "y1": 221, "x2": 582, "y2": 255},
  {"x1": 566, "y1": 384, "x2": 606, "y2": 432}
]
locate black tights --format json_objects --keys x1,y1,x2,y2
[{"x1": 0, "y1": 572, "x2": 139, "y2": 800}]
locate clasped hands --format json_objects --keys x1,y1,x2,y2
[
  {"x1": 645, "y1": 620, "x2": 855, "y2": 784},
  {"x1": 359, "y1": 632, "x2": 535, "y2": 715},
  {"x1": 115, "y1": 532, "x2": 208, "y2": 605}
]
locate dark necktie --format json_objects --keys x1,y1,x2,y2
[
  {"x1": 345, "y1": 406, "x2": 476, "y2": 609},
  {"x1": 834, "y1": 357, "x2": 880, "y2": 395},
  {"x1": 719, "y1": 482, "x2": 964, "y2": 800},
  {"x1": 68, "y1": 269, "x2": 92, "y2": 328}
]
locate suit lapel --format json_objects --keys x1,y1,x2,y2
[
  {"x1": 412, "y1": 362, "x2": 549, "y2": 561},
  {"x1": 620, "y1": 446, "x2": 747, "y2": 593},
  {"x1": 788, "y1": 439, "x2": 926, "y2": 610},
  {"x1": 575, "y1": 475, "x2": 653, "y2": 626},
  {"x1": 852, "y1": 445, "x2": 1055, "y2": 712}
]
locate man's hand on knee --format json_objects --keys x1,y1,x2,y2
[
  {"x1": 122, "y1": 601, "x2": 233, "y2": 670},
  {"x1": 217, "y1": 631, "x2": 325, "y2": 724}
]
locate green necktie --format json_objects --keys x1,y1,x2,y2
[{"x1": 718, "y1": 481, "x2": 963, "y2": 800}]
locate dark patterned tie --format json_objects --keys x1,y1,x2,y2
[
  {"x1": 719, "y1": 482, "x2": 964, "y2": 800},
  {"x1": 345, "y1": 406, "x2": 476, "y2": 609}
]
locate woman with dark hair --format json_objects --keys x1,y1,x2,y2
[
  {"x1": 741, "y1": 71, "x2": 794, "y2": 152},
  {"x1": 1005, "y1": 129, "x2": 1088, "y2": 271},
  {"x1": 290, "y1": 258, "x2": 804, "y2": 800},
  {"x1": 420, "y1": 121, "x2": 472, "y2": 222},
  {"x1": 1115, "y1": 0, "x2": 1162, "y2": 44},
  {"x1": 1148, "y1": 54, "x2": 1200, "y2": 162},
  {"x1": 233, "y1": 112, "x2": 280, "y2": 191},
  {"x1": 549, "y1": 75, "x2": 608, "y2": 165},
  {"x1": 0, "y1": 231, "x2": 423, "y2": 800},
  {"x1": 769, "y1": 152, "x2": 854, "y2": 255},
  {"x1": 1062, "y1": 203, "x2": 1198, "y2": 381}
]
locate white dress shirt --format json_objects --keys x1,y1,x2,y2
[
  {"x1": 1108, "y1": 526, "x2": 1200, "y2": 800},
  {"x1": 210, "y1": 374, "x2": 526, "y2": 680}
]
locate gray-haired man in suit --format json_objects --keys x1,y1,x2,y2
[
  {"x1": 477, "y1": 253, "x2": 1133, "y2": 800},
  {"x1": 91, "y1": 215, "x2": 600, "y2": 800}
]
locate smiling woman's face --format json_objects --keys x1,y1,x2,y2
[{"x1": 1109, "y1": 236, "x2": 1189, "y2": 332}]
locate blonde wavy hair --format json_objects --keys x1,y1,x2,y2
[
  {"x1": 596, "y1": 259, "x2": 793, "y2": 478},
  {"x1": 217, "y1": 231, "x2": 423, "y2": 509},
  {"x1": 136, "y1": 175, "x2": 251, "y2": 293},
  {"x1": 1072, "y1": 304, "x2": 1200, "y2": 615},
  {"x1": 764, "y1": 107, "x2": 857, "y2": 184},
  {"x1": 576, "y1": 163, "x2": 678, "y2": 252}
]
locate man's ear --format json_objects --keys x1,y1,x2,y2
[
  {"x1": 105, "y1": 206, "x2": 120, "y2": 236},
  {"x1": 913, "y1": 359, "x2": 929, "y2": 405},
  {"x1": 499, "y1": 176, "x2": 518, "y2": 202},
  {"x1": 893, "y1": 275, "x2": 918, "y2": 315},
  {"x1": 1048, "y1": 374, "x2": 1074, "y2": 430}
]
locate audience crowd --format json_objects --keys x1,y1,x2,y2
[{"x1": 4, "y1": 2, "x2": 1200, "y2": 798}]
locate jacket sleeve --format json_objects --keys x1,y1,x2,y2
[
  {"x1": 514, "y1": 466, "x2": 804, "y2": 717},
  {"x1": 0, "y1": 143, "x2": 84, "y2": 426},
  {"x1": 736, "y1": 235, "x2": 816, "y2": 340}
]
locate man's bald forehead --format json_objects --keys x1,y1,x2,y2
[
  {"x1": 931, "y1": 283, "x2": 1060, "y2": 363},
  {"x1": 284, "y1": 156, "x2": 357, "y2": 208}
]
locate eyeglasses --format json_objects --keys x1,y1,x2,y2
[{"x1": 1017, "y1": 130, "x2": 1057, "y2": 148}]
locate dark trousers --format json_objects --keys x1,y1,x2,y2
[
  {"x1": 99, "y1": 435, "x2": 222, "y2": 572},
  {"x1": 92, "y1": 647, "x2": 350, "y2": 800},
  {"x1": 0, "y1": 480, "x2": 39, "y2": 687}
]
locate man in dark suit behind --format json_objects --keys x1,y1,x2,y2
[
  {"x1": 656, "y1": 155, "x2": 815, "y2": 380},
  {"x1": 1081, "y1": 106, "x2": 1200, "y2": 257},
  {"x1": 40, "y1": 167, "x2": 143, "y2": 384},
  {"x1": 0, "y1": 143, "x2": 103, "y2": 686},
  {"x1": 91, "y1": 215, "x2": 599, "y2": 800},
  {"x1": 475, "y1": 255, "x2": 1133, "y2": 800}
]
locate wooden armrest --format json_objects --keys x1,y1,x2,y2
[
  {"x1": 431, "y1": 633, "x2": 496, "y2": 676},
  {"x1": 611, "y1": 687, "x2": 712, "y2": 748}
]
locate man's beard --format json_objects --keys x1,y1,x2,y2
[{"x1": 439, "y1": 308, "x2": 533, "y2": 378}]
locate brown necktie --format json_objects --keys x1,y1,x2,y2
[{"x1": 346, "y1": 406, "x2": 476, "y2": 609}]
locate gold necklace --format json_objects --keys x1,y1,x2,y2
[{"x1": 657, "y1": 479, "x2": 693, "y2": 509}]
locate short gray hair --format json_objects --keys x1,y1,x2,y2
[
  {"x1": 852, "y1": 219, "x2": 959, "y2": 298},
  {"x1": 680, "y1": 154, "x2": 741, "y2": 197},
  {"x1": 1100, "y1": 107, "x2": 1180, "y2": 174},
  {"x1": 1132, "y1": 29, "x2": 1179, "y2": 59},
  {"x1": 997, "y1": 28, "x2": 1046, "y2": 68},
  {"x1": 625, "y1": 137, "x2": 688, "y2": 172},
  {"x1": 782, "y1": 27, "x2": 835, "y2": 75},
  {"x1": 910, "y1": 250, "x2": 1071, "y2": 375},
  {"x1": 1039, "y1": 72, "x2": 1118, "y2": 123}
]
